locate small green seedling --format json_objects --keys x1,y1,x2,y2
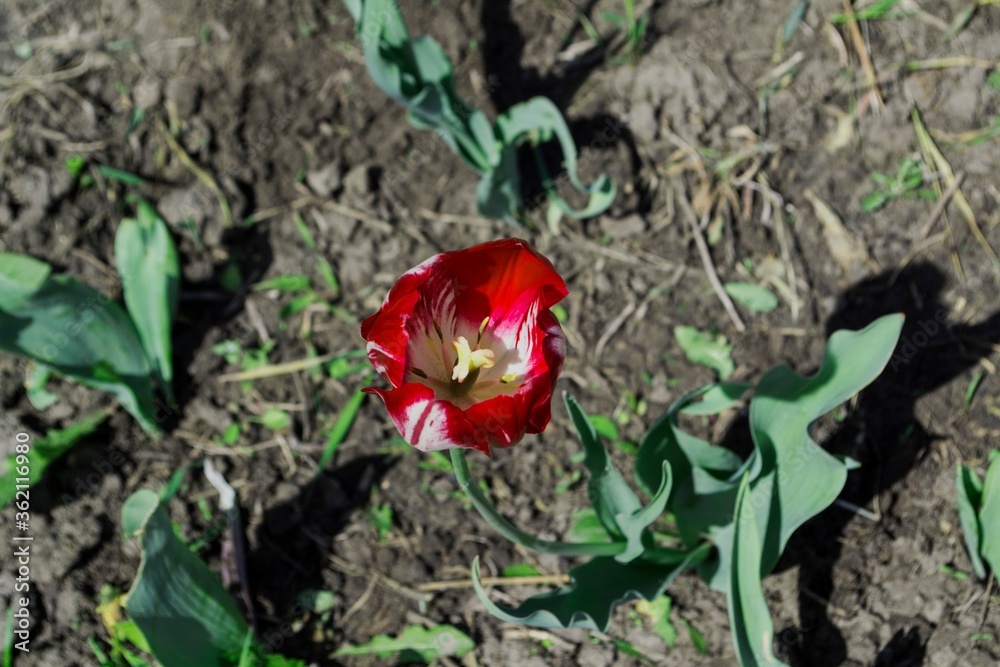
[
  {"x1": 956, "y1": 450, "x2": 1000, "y2": 580},
  {"x1": 723, "y1": 282, "x2": 779, "y2": 313},
  {"x1": 829, "y1": 0, "x2": 913, "y2": 23},
  {"x1": 635, "y1": 595, "x2": 677, "y2": 648},
  {"x1": 861, "y1": 157, "x2": 936, "y2": 212},
  {"x1": 368, "y1": 493, "x2": 394, "y2": 543},
  {"x1": 674, "y1": 325, "x2": 735, "y2": 379},
  {"x1": 333, "y1": 624, "x2": 474, "y2": 663},
  {"x1": 602, "y1": 0, "x2": 649, "y2": 65}
]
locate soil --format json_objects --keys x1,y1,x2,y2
[{"x1": 2, "y1": 0, "x2": 1000, "y2": 665}]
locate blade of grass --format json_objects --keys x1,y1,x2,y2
[
  {"x1": 217, "y1": 352, "x2": 337, "y2": 382},
  {"x1": 317, "y1": 380, "x2": 369, "y2": 472},
  {"x1": 840, "y1": 0, "x2": 885, "y2": 109},
  {"x1": 155, "y1": 118, "x2": 233, "y2": 227}
]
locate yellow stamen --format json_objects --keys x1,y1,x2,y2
[
  {"x1": 451, "y1": 336, "x2": 495, "y2": 383},
  {"x1": 500, "y1": 373, "x2": 516, "y2": 384}
]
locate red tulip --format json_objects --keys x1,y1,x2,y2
[{"x1": 361, "y1": 239, "x2": 568, "y2": 456}]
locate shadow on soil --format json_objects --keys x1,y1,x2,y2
[
  {"x1": 479, "y1": 0, "x2": 645, "y2": 213},
  {"x1": 248, "y1": 454, "x2": 395, "y2": 660},
  {"x1": 780, "y1": 262, "x2": 999, "y2": 665}
]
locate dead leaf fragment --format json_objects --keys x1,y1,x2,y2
[{"x1": 804, "y1": 188, "x2": 874, "y2": 278}]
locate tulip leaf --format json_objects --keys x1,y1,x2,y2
[
  {"x1": 638, "y1": 315, "x2": 903, "y2": 595},
  {"x1": 115, "y1": 199, "x2": 179, "y2": 403},
  {"x1": 471, "y1": 546, "x2": 709, "y2": 631},
  {"x1": 0, "y1": 259, "x2": 162, "y2": 436},
  {"x1": 122, "y1": 490, "x2": 302, "y2": 667},
  {"x1": 564, "y1": 393, "x2": 640, "y2": 540},
  {"x1": 122, "y1": 490, "x2": 250, "y2": 666},
  {"x1": 678, "y1": 381, "x2": 752, "y2": 416},
  {"x1": 747, "y1": 313, "x2": 905, "y2": 576},
  {"x1": 495, "y1": 97, "x2": 616, "y2": 220},
  {"x1": 978, "y1": 451, "x2": 1000, "y2": 578},
  {"x1": 0, "y1": 253, "x2": 51, "y2": 310},
  {"x1": 345, "y1": 0, "x2": 614, "y2": 222},
  {"x1": 635, "y1": 384, "x2": 746, "y2": 554},
  {"x1": 0, "y1": 409, "x2": 110, "y2": 507},
  {"x1": 613, "y1": 461, "x2": 672, "y2": 563},
  {"x1": 728, "y1": 472, "x2": 788, "y2": 667},
  {"x1": 566, "y1": 508, "x2": 613, "y2": 543},
  {"x1": 956, "y1": 464, "x2": 987, "y2": 580}
]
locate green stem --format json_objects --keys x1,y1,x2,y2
[{"x1": 450, "y1": 449, "x2": 626, "y2": 557}]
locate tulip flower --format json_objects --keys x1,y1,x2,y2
[{"x1": 361, "y1": 239, "x2": 567, "y2": 455}]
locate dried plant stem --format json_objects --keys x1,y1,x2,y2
[
  {"x1": 418, "y1": 573, "x2": 571, "y2": 592},
  {"x1": 675, "y1": 182, "x2": 746, "y2": 332}
]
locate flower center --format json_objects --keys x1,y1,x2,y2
[{"x1": 450, "y1": 335, "x2": 494, "y2": 395}]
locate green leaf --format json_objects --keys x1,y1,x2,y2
[
  {"x1": 0, "y1": 409, "x2": 110, "y2": 506},
  {"x1": 297, "y1": 589, "x2": 337, "y2": 614},
  {"x1": 566, "y1": 508, "x2": 613, "y2": 543},
  {"x1": 613, "y1": 461, "x2": 672, "y2": 563},
  {"x1": 368, "y1": 501, "x2": 393, "y2": 542},
  {"x1": 253, "y1": 275, "x2": 311, "y2": 293},
  {"x1": 723, "y1": 282, "x2": 779, "y2": 313},
  {"x1": 0, "y1": 267, "x2": 162, "y2": 435},
  {"x1": 564, "y1": 393, "x2": 640, "y2": 540},
  {"x1": 258, "y1": 408, "x2": 290, "y2": 431},
  {"x1": 334, "y1": 624, "x2": 474, "y2": 663},
  {"x1": 674, "y1": 326, "x2": 735, "y2": 379},
  {"x1": 0, "y1": 253, "x2": 51, "y2": 310},
  {"x1": 96, "y1": 165, "x2": 145, "y2": 186},
  {"x1": 635, "y1": 596, "x2": 677, "y2": 648},
  {"x1": 25, "y1": 363, "x2": 60, "y2": 411},
  {"x1": 979, "y1": 452, "x2": 1000, "y2": 578},
  {"x1": 640, "y1": 315, "x2": 903, "y2": 597},
  {"x1": 121, "y1": 490, "x2": 250, "y2": 666},
  {"x1": 746, "y1": 314, "x2": 905, "y2": 576},
  {"x1": 316, "y1": 258, "x2": 340, "y2": 293},
  {"x1": 678, "y1": 381, "x2": 752, "y2": 416},
  {"x1": 494, "y1": 97, "x2": 615, "y2": 220},
  {"x1": 685, "y1": 620, "x2": 707, "y2": 654},
  {"x1": 471, "y1": 546, "x2": 708, "y2": 631},
  {"x1": 589, "y1": 415, "x2": 620, "y2": 441},
  {"x1": 956, "y1": 464, "x2": 987, "y2": 580},
  {"x1": 347, "y1": 0, "x2": 613, "y2": 222},
  {"x1": 115, "y1": 199, "x2": 179, "y2": 402},
  {"x1": 502, "y1": 563, "x2": 542, "y2": 577},
  {"x1": 635, "y1": 384, "x2": 744, "y2": 505},
  {"x1": 65, "y1": 155, "x2": 87, "y2": 178},
  {"x1": 727, "y1": 472, "x2": 788, "y2": 666},
  {"x1": 317, "y1": 384, "x2": 367, "y2": 472},
  {"x1": 861, "y1": 191, "x2": 889, "y2": 212},
  {"x1": 988, "y1": 71, "x2": 1000, "y2": 94}
]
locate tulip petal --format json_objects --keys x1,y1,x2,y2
[
  {"x1": 439, "y1": 239, "x2": 568, "y2": 328},
  {"x1": 365, "y1": 383, "x2": 493, "y2": 455}
]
